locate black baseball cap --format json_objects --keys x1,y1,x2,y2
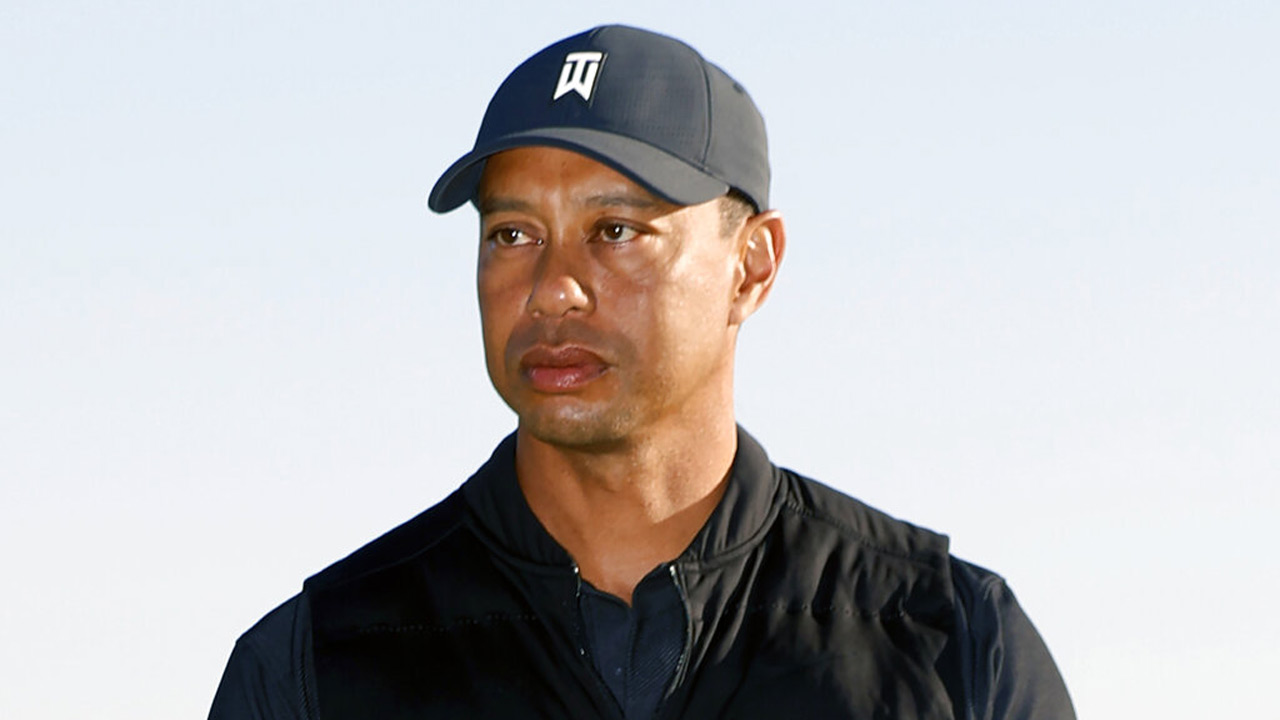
[{"x1": 428, "y1": 25, "x2": 770, "y2": 213}]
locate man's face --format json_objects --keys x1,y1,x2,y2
[{"x1": 475, "y1": 146, "x2": 744, "y2": 449}]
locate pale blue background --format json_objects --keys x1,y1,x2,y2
[{"x1": 3, "y1": 2, "x2": 1277, "y2": 718}]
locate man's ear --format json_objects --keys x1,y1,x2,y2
[{"x1": 730, "y1": 210, "x2": 786, "y2": 326}]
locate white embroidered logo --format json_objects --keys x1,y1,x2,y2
[{"x1": 553, "y1": 51, "x2": 605, "y2": 102}]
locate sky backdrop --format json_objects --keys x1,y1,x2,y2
[{"x1": 3, "y1": 1, "x2": 1278, "y2": 718}]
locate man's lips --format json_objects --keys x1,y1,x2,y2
[{"x1": 519, "y1": 346, "x2": 609, "y2": 392}]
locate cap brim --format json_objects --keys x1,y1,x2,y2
[{"x1": 427, "y1": 127, "x2": 730, "y2": 213}]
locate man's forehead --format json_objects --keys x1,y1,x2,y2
[{"x1": 476, "y1": 146, "x2": 676, "y2": 213}]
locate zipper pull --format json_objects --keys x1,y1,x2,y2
[{"x1": 571, "y1": 562, "x2": 589, "y2": 658}]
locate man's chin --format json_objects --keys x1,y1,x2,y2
[{"x1": 516, "y1": 405, "x2": 634, "y2": 451}]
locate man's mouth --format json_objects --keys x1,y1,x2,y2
[{"x1": 519, "y1": 346, "x2": 609, "y2": 392}]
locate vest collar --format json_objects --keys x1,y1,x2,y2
[{"x1": 461, "y1": 426, "x2": 784, "y2": 569}]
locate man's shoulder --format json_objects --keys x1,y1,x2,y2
[
  {"x1": 210, "y1": 594, "x2": 313, "y2": 720},
  {"x1": 772, "y1": 468, "x2": 1030, "y2": 613},
  {"x1": 211, "y1": 491, "x2": 475, "y2": 719},
  {"x1": 304, "y1": 488, "x2": 471, "y2": 593},
  {"x1": 228, "y1": 593, "x2": 308, "y2": 666},
  {"x1": 776, "y1": 467, "x2": 952, "y2": 568}
]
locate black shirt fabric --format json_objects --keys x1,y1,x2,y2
[{"x1": 209, "y1": 430, "x2": 1075, "y2": 719}]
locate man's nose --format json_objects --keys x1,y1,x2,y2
[{"x1": 526, "y1": 242, "x2": 592, "y2": 318}]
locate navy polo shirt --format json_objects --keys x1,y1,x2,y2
[{"x1": 579, "y1": 566, "x2": 685, "y2": 719}]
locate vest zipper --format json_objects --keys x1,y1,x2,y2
[
  {"x1": 572, "y1": 563, "x2": 588, "y2": 661},
  {"x1": 657, "y1": 562, "x2": 693, "y2": 718}
]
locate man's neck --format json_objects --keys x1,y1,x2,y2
[{"x1": 515, "y1": 417, "x2": 738, "y2": 605}]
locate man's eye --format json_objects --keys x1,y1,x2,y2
[
  {"x1": 490, "y1": 228, "x2": 538, "y2": 246},
  {"x1": 599, "y1": 223, "x2": 639, "y2": 243}
]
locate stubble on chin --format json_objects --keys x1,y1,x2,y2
[{"x1": 514, "y1": 398, "x2": 638, "y2": 451}]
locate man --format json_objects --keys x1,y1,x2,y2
[{"x1": 210, "y1": 25, "x2": 1075, "y2": 719}]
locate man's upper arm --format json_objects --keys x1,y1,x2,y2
[
  {"x1": 208, "y1": 595, "x2": 313, "y2": 720},
  {"x1": 952, "y1": 559, "x2": 1076, "y2": 720}
]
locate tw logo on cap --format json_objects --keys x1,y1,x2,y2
[{"x1": 553, "y1": 51, "x2": 605, "y2": 102}]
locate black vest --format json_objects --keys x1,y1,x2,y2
[{"x1": 305, "y1": 430, "x2": 964, "y2": 719}]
